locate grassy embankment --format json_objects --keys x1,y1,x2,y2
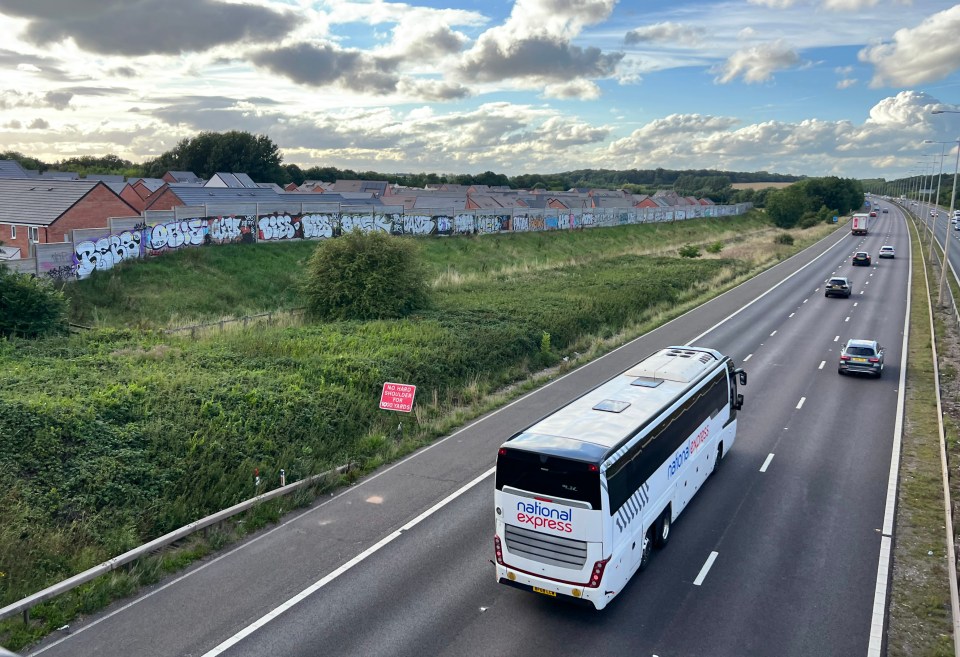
[
  {"x1": 886, "y1": 216, "x2": 958, "y2": 656},
  {"x1": 0, "y1": 212, "x2": 837, "y2": 650}
]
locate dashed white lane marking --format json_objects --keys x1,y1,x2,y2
[
  {"x1": 760, "y1": 453, "x2": 775, "y2": 473},
  {"x1": 770, "y1": 330, "x2": 777, "y2": 337},
  {"x1": 803, "y1": 298, "x2": 809, "y2": 304},
  {"x1": 743, "y1": 353, "x2": 753, "y2": 362},
  {"x1": 694, "y1": 551, "x2": 719, "y2": 586},
  {"x1": 819, "y1": 361, "x2": 826, "y2": 370},
  {"x1": 797, "y1": 397, "x2": 806, "y2": 409},
  {"x1": 845, "y1": 317, "x2": 850, "y2": 322},
  {"x1": 789, "y1": 313, "x2": 795, "y2": 318},
  {"x1": 854, "y1": 303, "x2": 858, "y2": 307},
  {"x1": 834, "y1": 336, "x2": 840, "y2": 342}
]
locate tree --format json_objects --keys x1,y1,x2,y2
[
  {"x1": 764, "y1": 185, "x2": 808, "y2": 228},
  {"x1": 302, "y1": 230, "x2": 429, "y2": 321},
  {"x1": 142, "y1": 131, "x2": 286, "y2": 183},
  {"x1": 0, "y1": 267, "x2": 69, "y2": 338}
]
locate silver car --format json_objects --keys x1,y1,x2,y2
[{"x1": 839, "y1": 339, "x2": 884, "y2": 377}]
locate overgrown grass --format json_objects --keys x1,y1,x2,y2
[
  {"x1": 0, "y1": 214, "x2": 839, "y2": 651},
  {"x1": 886, "y1": 216, "x2": 954, "y2": 656},
  {"x1": 65, "y1": 213, "x2": 775, "y2": 328}
]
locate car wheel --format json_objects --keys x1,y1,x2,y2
[
  {"x1": 654, "y1": 508, "x2": 671, "y2": 549},
  {"x1": 838, "y1": 368, "x2": 845, "y2": 375},
  {"x1": 875, "y1": 369, "x2": 882, "y2": 379},
  {"x1": 638, "y1": 526, "x2": 654, "y2": 572}
]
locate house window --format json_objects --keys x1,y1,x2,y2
[
  {"x1": 28, "y1": 226, "x2": 39, "y2": 243},
  {"x1": 9, "y1": 225, "x2": 15, "y2": 240}
]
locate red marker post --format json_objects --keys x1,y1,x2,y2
[{"x1": 379, "y1": 382, "x2": 417, "y2": 413}]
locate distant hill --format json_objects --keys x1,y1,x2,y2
[{"x1": 730, "y1": 182, "x2": 797, "y2": 191}]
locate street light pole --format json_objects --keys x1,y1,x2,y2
[
  {"x1": 925, "y1": 140, "x2": 951, "y2": 266},
  {"x1": 932, "y1": 109, "x2": 960, "y2": 304}
]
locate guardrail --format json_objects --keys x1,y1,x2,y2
[{"x1": 0, "y1": 463, "x2": 351, "y2": 624}]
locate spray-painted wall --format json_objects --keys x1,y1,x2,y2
[{"x1": 16, "y1": 202, "x2": 752, "y2": 282}]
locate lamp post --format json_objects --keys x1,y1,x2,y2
[
  {"x1": 932, "y1": 109, "x2": 960, "y2": 304},
  {"x1": 924, "y1": 141, "x2": 949, "y2": 260}
]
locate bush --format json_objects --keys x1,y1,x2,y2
[
  {"x1": 774, "y1": 233, "x2": 795, "y2": 245},
  {"x1": 678, "y1": 244, "x2": 701, "y2": 258},
  {"x1": 302, "y1": 230, "x2": 429, "y2": 320},
  {"x1": 706, "y1": 241, "x2": 724, "y2": 254},
  {"x1": 0, "y1": 267, "x2": 69, "y2": 338}
]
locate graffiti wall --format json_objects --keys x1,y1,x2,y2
[{"x1": 21, "y1": 203, "x2": 751, "y2": 281}]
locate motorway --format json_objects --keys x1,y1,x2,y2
[{"x1": 29, "y1": 208, "x2": 911, "y2": 657}]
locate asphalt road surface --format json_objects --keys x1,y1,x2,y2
[{"x1": 28, "y1": 212, "x2": 911, "y2": 657}]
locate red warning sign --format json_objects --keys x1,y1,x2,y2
[{"x1": 379, "y1": 382, "x2": 417, "y2": 413}]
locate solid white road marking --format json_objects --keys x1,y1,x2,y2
[
  {"x1": 743, "y1": 353, "x2": 752, "y2": 362},
  {"x1": 797, "y1": 397, "x2": 806, "y2": 409},
  {"x1": 760, "y1": 453, "x2": 775, "y2": 472},
  {"x1": 200, "y1": 467, "x2": 496, "y2": 656},
  {"x1": 819, "y1": 361, "x2": 826, "y2": 370},
  {"x1": 694, "y1": 551, "x2": 719, "y2": 586}
]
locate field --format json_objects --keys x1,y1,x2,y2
[
  {"x1": 0, "y1": 211, "x2": 838, "y2": 650},
  {"x1": 730, "y1": 182, "x2": 795, "y2": 191}
]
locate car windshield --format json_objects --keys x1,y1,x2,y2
[
  {"x1": 846, "y1": 346, "x2": 876, "y2": 357},
  {"x1": 829, "y1": 278, "x2": 847, "y2": 285}
]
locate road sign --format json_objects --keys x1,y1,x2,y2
[
  {"x1": 833, "y1": 216, "x2": 838, "y2": 222},
  {"x1": 379, "y1": 382, "x2": 417, "y2": 413}
]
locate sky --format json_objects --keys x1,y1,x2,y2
[{"x1": 1, "y1": 0, "x2": 960, "y2": 181}]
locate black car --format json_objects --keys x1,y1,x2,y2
[
  {"x1": 825, "y1": 276, "x2": 852, "y2": 298},
  {"x1": 852, "y1": 251, "x2": 871, "y2": 266}
]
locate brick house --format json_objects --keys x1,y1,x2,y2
[{"x1": 0, "y1": 179, "x2": 139, "y2": 259}]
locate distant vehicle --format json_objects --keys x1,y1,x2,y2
[
  {"x1": 878, "y1": 246, "x2": 895, "y2": 259},
  {"x1": 852, "y1": 251, "x2": 871, "y2": 266},
  {"x1": 494, "y1": 346, "x2": 746, "y2": 610},
  {"x1": 882, "y1": 208, "x2": 889, "y2": 213},
  {"x1": 931, "y1": 210, "x2": 938, "y2": 217},
  {"x1": 869, "y1": 210, "x2": 877, "y2": 217},
  {"x1": 825, "y1": 277, "x2": 852, "y2": 298},
  {"x1": 851, "y1": 213, "x2": 869, "y2": 235},
  {"x1": 838, "y1": 339, "x2": 884, "y2": 378}
]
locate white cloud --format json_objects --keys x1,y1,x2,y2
[
  {"x1": 714, "y1": 39, "x2": 801, "y2": 84},
  {"x1": 624, "y1": 22, "x2": 706, "y2": 45},
  {"x1": 836, "y1": 78, "x2": 857, "y2": 89},
  {"x1": 859, "y1": 5, "x2": 960, "y2": 87},
  {"x1": 542, "y1": 80, "x2": 601, "y2": 100}
]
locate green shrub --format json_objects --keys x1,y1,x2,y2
[
  {"x1": 302, "y1": 230, "x2": 429, "y2": 320},
  {"x1": 774, "y1": 233, "x2": 795, "y2": 245},
  {"x1": 678, "y1": 244, "x2": 701, "y2": 258},
  {"x1": 706, "y1": 241, "x2": 724, "y2": 254},
  {"x1": 0, "y1": 267, "x2": 69, "y2": 338}
]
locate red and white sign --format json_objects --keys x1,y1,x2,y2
[{"x1": 379, "y1": 382, "x2": 417, "y2": 413}]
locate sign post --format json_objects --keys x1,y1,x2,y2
[{"x1": 379, "y1": 382, "x2": 417, "y2": 413}]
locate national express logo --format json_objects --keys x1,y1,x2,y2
[{"x1": 516, "y1": 500, "x2": 573, "y2": 533}]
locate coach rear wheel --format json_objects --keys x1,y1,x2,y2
[{"x1": 654, "y1": 508, "x2": 671, "y2": 549}]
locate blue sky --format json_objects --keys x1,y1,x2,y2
[{"x1": 0, "y1": 0, "x2": 959, "y2": 180}]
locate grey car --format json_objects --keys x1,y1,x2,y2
[
  {"x1": 839, "y1": 339, "x2": 884, "y2": 377},
  {"x1": 825, "y1": 276, "x2": 852, "y2": 298}
]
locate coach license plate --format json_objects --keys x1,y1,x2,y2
[{"x1": 532, "y1": 586, "x2": 557, "y2": 597}]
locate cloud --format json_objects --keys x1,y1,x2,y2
[
  {"x1": 0, "y1": 0, "x2": 298, "y2": 56},
  {"x1": 859, "y1": 5, "x2": 960, "y2": 87},
  {"x1": 5, "y1": 120, "x2": 21, "y2": 129},
  {"x1": 836, "y1": 78, "x2": 857, "y2": 89},
  {"x1": 250, "y1": 43, "x2": 403, "y2": 94},
  {"x1": 713, "y1": 39, "x2": 801, "y2": 84},
  {"x1": 28, "y1": 118, "x2": 49, "y2": 129},
  {"x1": 624, "y1": 22, "x2": 706, "y2": 45},
  {"x1": 456, "y1": 0, "x2": 622, "y2": 84},
  {"x1": 44, "y1": 90, "x2": 73, "y2": 109},
  {"x1": 0, "y1": 48, "x2": 74, "y2": 81},
  {"x1": 543, "y1": 80, "x2": 601, "y2": 100}
]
